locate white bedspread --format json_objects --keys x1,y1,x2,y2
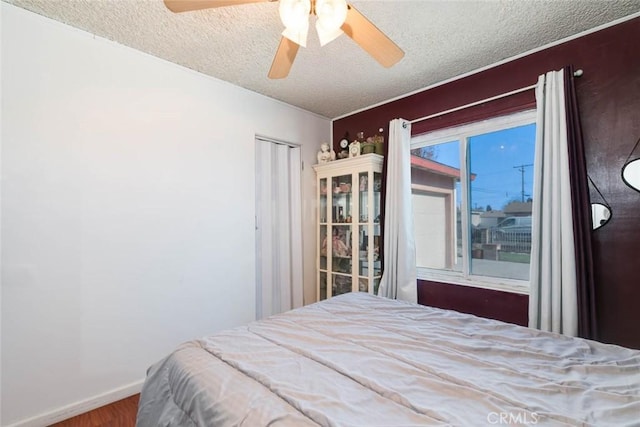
[{"x1": 136, "y1": 292, "x2": 640, "y2": 426}]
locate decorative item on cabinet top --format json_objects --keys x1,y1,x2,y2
[
  {"x1": 361, "y1": 128, "x2": 385, "y2": 155},
  {"x1": 337, "y1": 133, "x2": 350, "y2": 159},
  {"x1": 349, "y1": 140, "x2": 361, "y2": 157},
  {"x1": 313, "y1": 152, "x2": 384, "y2": 169},
  {"x1": 334, "y1": 129, "x2": 387, "y2": 161},
  {"x1": 317, "y1": 142, "x2": 336, "y2": 163}
]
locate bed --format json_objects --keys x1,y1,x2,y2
[{"x1": 136, "y1": 292, "x2": 640, "y2": 426}]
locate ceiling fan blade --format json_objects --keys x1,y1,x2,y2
[
  {"x1": 341, "y1": 4, "x2": 404, "y2": 68},
  {"x1": 164, "y1": 0, "x2": 272, "y2": 13},
  {"x1": 268, "y1": 37, "x2": 300, "y2": 79}
]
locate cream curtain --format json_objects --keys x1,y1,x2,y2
[
  {"x1": 378, "y1": 119, "x2": 417, "y2": 303},
  {"x1": 529, "y1": 70, "x2": 578, "y2": 336}
]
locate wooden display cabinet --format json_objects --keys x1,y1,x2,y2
[{"x1": 313, "y1": 154, "x2": 383, "y2": 301}]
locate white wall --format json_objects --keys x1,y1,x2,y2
[{"x1": 0, "y1": 4, "x2": 329, "y2": 426}]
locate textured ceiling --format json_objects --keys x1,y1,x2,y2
[{"x1": 4, "y1": 0, "x2": 640, "y2": 118}]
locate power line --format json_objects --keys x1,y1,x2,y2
[{"x1": 514, "y1": 164, "x2": 533, "y2": 202}]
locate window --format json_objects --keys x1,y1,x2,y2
[{"x1": 410, "y1": 110, "x2": 536, "y2": 293}]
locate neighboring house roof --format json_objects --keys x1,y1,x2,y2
[
  {"x1": 410, "y1": 155, "x2": 476, "y2": 181},
  {"x1": 504, "y1": 201, "x2": 533, "y2": 215},
  {"x1": 480, "y1": 211, "x2": 507, "y2": 218}
]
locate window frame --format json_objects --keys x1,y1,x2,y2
[{"x1": 411, "y1": 109, "x2": 537, "y2": 295}]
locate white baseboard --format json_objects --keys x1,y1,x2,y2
[{"x1": 5, "y1": 380, "x2": 145, "y2": 427}]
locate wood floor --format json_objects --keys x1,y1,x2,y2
[{"x1": 50, "y1": 394, "x2": 139, "y2": 427}]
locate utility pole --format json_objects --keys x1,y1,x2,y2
[{"x1": 514, "y1": 164, "x2": 533, "y2": 202}]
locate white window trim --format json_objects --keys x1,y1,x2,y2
[
  {"x1": 412, "y1": 110, "x2": 537, "y2": 148},
  {"x1": 411, "y1": 110, "x2": 536, "y2": 295},
  {"x1": 416, "y1": 268, "x2": 530, "y2": 295}
]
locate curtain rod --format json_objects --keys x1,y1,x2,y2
[{"x1": 408, "y1": 69, "x2": 583, "y2": 126}]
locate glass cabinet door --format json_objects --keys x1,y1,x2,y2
[
  {"x1": 373, "y1": 171, "x2": 382, "y2": 224},
  {"x1": 330, "y1": 174, "x2": 353, "y2": 297},
  {"x1": 319, "y1": 178, "x2": 328, "y2": 224},
  {"x1": 331, "y1": 174, "x2": 353, "y2": 224},
  {"x1": 319, "y1": 178, "x2": 329, "y2": 301},
  {"x1": 319, "y1": 272, "x2": 327, "y2": 301},
  {"x1": 333, "y1": 273, "x2": 352, "y2": 296},
  {"x1": 356, "y1": 170, "x2": 383, "y2": 294},
  {"x1": 320, "y1": 225, "x2": 328, "y2": 268},
  {"x1": 358, "y1": 171, "x2": 370, "y2": 223},
  {"x1": 372, "y1": 171, "x2": 382, "y2": 292},
  {"x1": 357, "y1": 223, "x2": 369, "y2": 292},
  {"x1": 331, "y1": 225, "x2": 351, "y2": 272},
  {"x1": 357, "y1": 172, "x2": 369, "y2": 293},
  {"x1": 331, "y1": 224, "x2": 352, "y2": 296},
  {"x1": 330, "y1": 173, "x2": 353, "y2": 260}
]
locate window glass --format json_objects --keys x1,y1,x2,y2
[
  {"x1": 410, "y1": 111, "x2": 536, "y2": 289},
  {"x1": 468, "y1": 124, "x2": 536, "y2": 281},
  {"x1": 411, "y1": 141, "x2": 461, "y2": 271}
]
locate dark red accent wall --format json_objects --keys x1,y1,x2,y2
[
  {"x1": 417, "y1": 281, "x2": 529, "y2": 326},
  {"x1": 334, "y1": 18, "x2": 640, "y2": 349}
]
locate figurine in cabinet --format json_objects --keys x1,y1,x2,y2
[
  {"x1": 360, "y1": 175, "x2": 368, "y2": 191},
  {"x1": 321, "y1": 228, "x2": 350, "y2": 257},
  {"x1": 332, "y1": 228, "x2": 350, "y2": 257}
]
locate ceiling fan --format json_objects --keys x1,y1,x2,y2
[{"x1": 163, "y1": 0, "x2": 405, "y2": 79}]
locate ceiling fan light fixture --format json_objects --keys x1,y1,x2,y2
[
  {"x1": 316, "y1": 21, "x2": 343, "y2": 46},
  {"x1": 282, "y1": 22, "x2": 310, "y2": 47},
  {"x1": 315, "y1": 0, "x2": 347, "y2": 29},
  {"x1": 315, "y1": 0, "x2": 347, "y2": 46},
  {"x1": 279, "y1": 0, "x2": 312, "y2": 47}
]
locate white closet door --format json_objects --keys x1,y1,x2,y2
[{"x1": 255, "y1": 138, "x2": 303, "y2": 320}]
